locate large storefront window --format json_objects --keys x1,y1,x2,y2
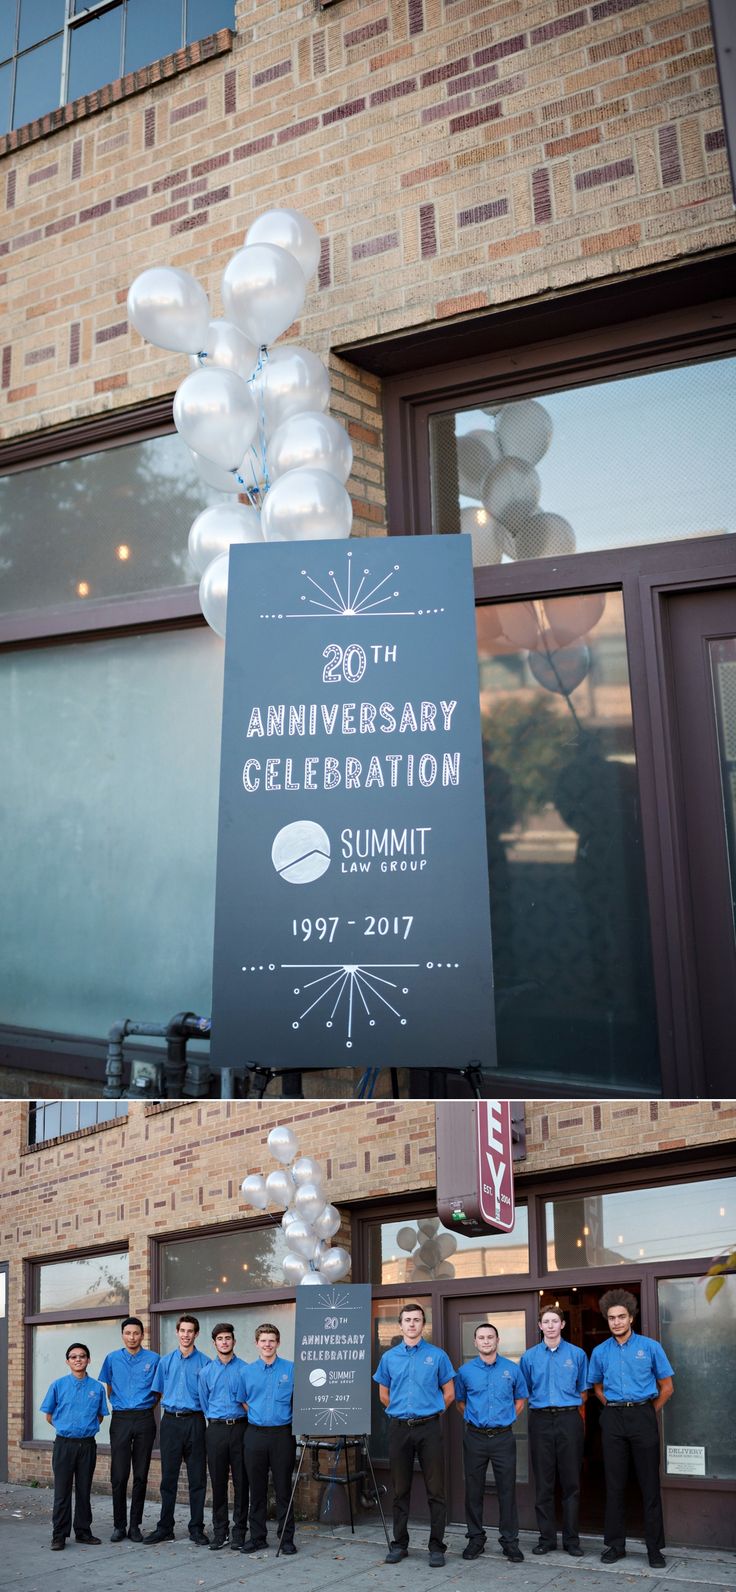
[
  {"x1": 27, "y1": 1250, "x2": 129, "y2": 1441},
  {"x1": 658, "y1": 1274, "x2": 736, "y2": 1480},
  {"x1": 159, "y1": 1303, "x2": 295, "y2": 1362},
  {"x1": 545, "y1": 1176, "x2": 735, "y2": 1270},
  {"x1": 430, "y1": 357, "x2": 736, "y2": 562},
  {"x1": 366, "y1": 1211, "x2": 529, "y2": 1283},
  {"x1": 159, "y1": 1226, "x2": 290, "y2": 1299},
  {"x1": 477, "y1": 590, "x2": 659, "y2": 1089}
]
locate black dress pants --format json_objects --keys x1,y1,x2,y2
[
  {"x1": 528, "y1": 1407, "x2": 584, "y2": 1549},
  {"x1": 600, "y1": 1403, "x2": 665, "y2": 1553},
  {"x1": 51, "y1": 1434, "x2": 97, "y2": 1540},
  {"x1": 109, "y1": 1408, "x2": 156, "y2": 1531},
  {"x1": 244, "y1": 1423, "x2": 296, "y2": 1546},
  {"x1": 388, "y1": 1415, "x2": 446, "y2": 1554},
  {"x1": 463, "y1": 1423, "x2": 519, "y2": 1549},
  {"x1": 206, "y1": 1418, "x2": 249, "y2": 1543},
  {"x1": 157, "y1": 1411, "x2": 207, "y2": 1535}
]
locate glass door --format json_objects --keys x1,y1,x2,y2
[{"x1": 445, "y1": 1293, "x2": 537, "y2": 1529}]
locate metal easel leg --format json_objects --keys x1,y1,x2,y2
[
  {"x1": 362, "y1": 1435, "x2": 391, "y2": 1549},
  {"x1": 276, "y1": 1438, "x2": 307, "y2": 1558}
]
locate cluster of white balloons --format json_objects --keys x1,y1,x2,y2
[
  {"x1": 395, "y1": 1217, "x2": 458, "y2": 1281},
  {"x1": 127, "y1": 207, "x2": 354, "y2": 639},
  {"x1": 240, "y1": 1124, "x2": 351, "y2": 1287},
  {"x1": 459, "y1": 399, "x2": 575, "y2": 565}
]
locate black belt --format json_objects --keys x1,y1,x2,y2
[
  {"x1": 533, "y1": 1405, "x2": 579, "y2": 1412},
  {"x1": 605, "y1": 1400, "x2": 651, "y2": 1407},
  {"x1": 467, "y1": 1422, "x2": 509, "y2": 1436},
  {"x1": 112, "y1": 1407, "x2": 155, "y2": 1415},
  {"x1": 208, "y1": 1417, "x2": 247, "y2": 1425},
  {"x1": 163, "y1": 1407, "x2": 202, "y2": 1417},
  {"x1": 248, "y1": 1423, "x2": 291, "y2": 1430},
  {"x1": 394, "y1": 1414, "x2": 438, "y2": 1426}
]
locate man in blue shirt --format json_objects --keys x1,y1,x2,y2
[
  {"x1": 199, "y1": 1322, "x2": 249, "y2": 1551},
  {"x1": 239, "y1": 1322, "x2": 296, "y2": 1555},
  {"x1": 588, "y1": 1288, "x2": 674, "y2": 1569},
  {"x1": 98, "y1": 1315, "x2": 160, "y2": 1543},
  {"x1": 40, "y1": 1342, "x2": 108, "y2": 1551},
  {"x1": 374, "y1": 1303, "x2": 455, "y2": 1568},
  {"x1": 519, "y1": 1307, "x2": 588, "y2": 1557},
  {"x1": 143, "y1": 1313, "x2": 210, "y2": 1545},
  {"x1": 454, "y1": 1323, "x2": 528, "y2": 1563}
]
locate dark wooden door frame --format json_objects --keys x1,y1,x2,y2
[{"x1": 0, "y1": 1262, "x2": 8, "y2": 1483}]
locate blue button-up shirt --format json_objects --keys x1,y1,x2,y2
[
  {"x1": 588, "y1": 1332, "x2": 673, "y2": 1402},
  {"x1": 519, "y1": 1340, "x2": 588, "y2": 1408},
  {"x1": 373, "y1": 1340, "x2": 455, "y2": 1419},
  {"x1": 41, "y1": 1373, "x2": 108, "y2": 1438},
  {"x1": 454, "y1": 1354, "x2": 528, "y2": 1428},
  {"x1": 200, "y1": 1355, "x2": 249, "y2": 1420},
  {"x1": 98, "y1": 1346, "x2": 160, "y2": 1410},
  {"x1": 240, "y1": 1356, "x2": 293, "y2": 1426},
  {"x1": 152, "y1": 1346, "x2": 210, "y2": 1411}
]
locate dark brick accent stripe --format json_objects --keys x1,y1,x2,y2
[
  {"x1": 71, "y1": 141, "x2": 83, "y2": 180},
  {"x1": 12, "y1": 227, "x2": 42, "y2": 250},
  {"x1": 170, "y1": 97, "x2": 207, "y2": 123},
  {"x1": 345, "y1": 19, "x2": 389, "y2": 47},
  {"x1": 421, "y1": 58, "x2": 469, "y2": 87},
  {"x1": 448, "y1": 63, "x2": 499, "y2": 94},
  {"x1": 254, "y1": 59, "x2": 291, "y2": 87},
  {"x1": 25, "y1": 345, "x2": 55, "y2": 364},
  {"x1": 323, "y1": 97, "x2": 366, "y2": 124},
  {"x1": 705, "y1": 128, "x2": 726, "y2": 152},
  {"x1": 69, "y1": 324, "x2": 80, "y2": 367},
  {"x1": 313, "y1": 34, "x2": 326, "y2": 75},
  {"x1": 172, "y1": 178, "x2": 207, "y2": 199},
  {"x1": 234, "y1": 134, "x2": 274, "y2": 160},
  {"x1": 193, "y1": 153, "x2": 230, "y2": 177},
  {"x1": 370, "y1": 79, "x2": 416, "y2": 106},
  {"x1": 591, "y1": 0, "x2": 646, "y2": 17},
  {"x1": 2, "y1": 346, "x2": 12, "y2": 387},
  {"x1": 575, "y1": 157, "x2": 635, "y2": 190},
  {"x1": 419, "y1": 202, "x2": 437, "y2": 257},
  {"x1": 450, "y1": 103, "x2": 502, "y2": 134},
  {"x1": 192, "y1": 185, "x2": 230, "y2": 209},
  {"x1": 45, "y1": 214, "x2": 76, "y2": 236},
  {"x1": 79, "y1": 200, "x2": 111, "y2": 223},
  {"x1": 474, "y1": 33, "x2": 526, "y2": 66},
  {"x1": 151, "y1": 202, "x2": 188, "y2": 225},
  {"x1": 5, "y1": 170, "x2": 15, "y2": 208},
  {"x1": 352, "y1": 231, "x2": 399, "y2": 260},
  {"x1": 144, "y1": 107, "x2": 156, "y2": 148},
  {"x1": 531, "y1": 9, "x2": 586, "y2": 43},
  {"x1": 593, "y1": 1104, "x2": 602, "y2": 1130},
  {"x1": 532, "y1": 167, "x2": 552, "y2": 223},
  {"x1": 171, "y1": 212, "x2": 210, "y2": 235},
  {"x1": 152, "y1": 168, "x2": 188, "y2": 193},
  {"x1": 95, "y1": 322, "x2": 127, "y2": 343},
  {"x1": 408, "y1": 0, "x2": 424, "y2": 34},
  {"x1": 458, "y1": 198, "x2": 508, "y2": 226},
  {"x1": 224, "y1": 69, "x2": 236, "y2": 114},
  {"x1": 318, "y1": 235, "x2": 331, "y2": 290},
  {"x1": 115, "y1": 185, "x2": 149, "y2": 208},
  {"x1": 658, "y1": 124, "x2": 681, "y2": 187},
  {"x1": 277, "y1": 118, "x2": 319, "y2": 143},
  {"x1": 422, "y1": 92, "x2": 472, "y2": 125},
  {"x1": 28, "y1": 162, "x2": 58, "y2": 185}
]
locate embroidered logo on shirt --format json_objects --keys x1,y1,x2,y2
[
  {"x1": 636, "y1": 1350, "x2": 646, "y2": 1359},
  {"x1": 424, "y1": 1355, "x2": 434, "y2": 1365},
  {"x1": 502, "y1": 1369, "x2": 511, "y2": 1379}
]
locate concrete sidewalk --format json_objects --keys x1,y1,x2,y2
[{"x1": 1, "y1": 1483, "x2": 734, "y2": 1592}]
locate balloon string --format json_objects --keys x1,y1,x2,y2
[{"x1": 248, "y1": 342, "x2": 271, "y2": 500}]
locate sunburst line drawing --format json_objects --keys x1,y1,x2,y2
[
  {"x1": 315, "y1": 1287, "x2": 353, "y2": 1308},
  {"x1": 312, "y1": 1408, "x2": 349, "y2": 1431},
  {"x1": 280, "y1": 549, "x2": 416, "y2": 618},
  {"x1": 283, "y1": 962, "x2": 420, "y2": 1045}
]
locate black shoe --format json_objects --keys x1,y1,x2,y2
[
  {"x1": 75, "y1": 1533, "x2": 101, "y2": 1545},
  {"x1": 533, "y1": 1543, "x2": 556, "y2": 1555},
  {"x1": 143, "y1": 1528, "x2": 175, "y2": 1544},
  {"x1": 601, "y1": 1546, "x2": 626, "y2": 1564},
  {"x1": 504, "y1": 1545, "x2": 524, "y2": 1563},
  {"x1": 429, "y1": 1551, "x2": 446, "y2": 1567},
  {"x1": 648, "y1": 1551, "x2": 666, "y2": 1568},
  {"x1": 462, "y1": 1543, "x2": 485, "y2": 1560},
  {"x1": 111, "y1": 1527, "x2": 127, "y2": 1542},
  {"x1": 210, "y1": 1535, "x2": 229, "y2": 1550},
  {"x1": 51, "y1": 1539, "x2": 65, "y2": 1551},
  {"x1": 240, "y1": 1540, "x2": 268, "y2": 1554},
  {"x1": 280, "y1": 1542, "x2": 297, "y2": 1555},
  {"x1": 128, "y1": 1526, "x2": 143, "y2": 1543},
  {"x1": 565, "y1": 1545, "x2": 584, "y2": 1558},
  {"x1": 189, "y1": 1528, "x2": 209, "y2": 1545},
  {"x1": 385, "y1": 1547, "x2": 408, "y2": 1563},
  {"x1": 230, "y1": 1538, "x2": 244, "y2": 1551}
]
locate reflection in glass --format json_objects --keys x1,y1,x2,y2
[
  {"x1": 545, "y1": 1176, "x2": 734, "y2": 1270},
  {"x1": 32, "y1": 1320, "x2": 119, "y2": 1441},
  {"x1": 159, "y1": 1301, "x2": 295, "y2": 1361},
  {"x1": 13, "y1": 34, "x2": 62, "y2": 126},
  {"x1": 367, "y1": 1212, "x2": 529, "y2": 1284},
  {"x1": 709, "y1": 638, "x2": 736, "y2": 942},
  {"x1": 659, "y1": 1275, "x2": 736, "y2": 1479},
  {"x1": 124, "y1": 0, "x2": 180, "y2": 75},
  {"x1": 18, "y1": 0, "x2": 64, "y2": 52},
  {"x1": 38, "y1": 1252, "x2": 129, "y2": 1313},
  {"x1": 68, "y1": 6, "x2": 122, "y2": 100},
  {"x1": 0, "y1": 1271, "x2": 6, "y2": 1316},
  {"x1": 477, "y1": 591, "x2": 660, "y2": 1089},
  {"x1": 0, "y1": 63, "x2": 11, "y2": 134},
  {"x1": 160, "y1": 1227, "x2": 289, "y2": 1299},
  {"x1": 369, "y1": 1297, "x2": 431, "y2": 1462},
  {"x1": 458, "y1": 1308, "x2": 528, "y2": 1482},
  {"x1": 186, "y1": 0, "x2": 235, "y2": 45},
  {"x1": 30, "y1": 1101, "x2": 128, "y2": 1144}
]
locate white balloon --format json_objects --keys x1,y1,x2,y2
[
  {"x1": 292, "y1": 1156, "x2": 323, "y2": 1187},
  {"x1": 282, "y1": 1208, "x2": 299, "y2": 1230},
  {"x1": 261, "y1": 467, "x2": 352, "y2": 542},
  {"x1": 190, "y1": 449, "x2": 243, "y2": 494},
  {"x1": 240, "y1": 1173, "x2": 268, "y2": 1210},
  {"x1": 318, "y1": 1246, "x2": 351, "y2": 1283},
  {"x1": 313, "y1": 1203, "x2": 342, "y2": 1240},
  {"x1": 267, "y1": 409, "x2": 352, "y2": 485},
  {"x1": 256, "y1": 348, "x2": 331, "y2": 433},
  {"x1": 497, "y1": 400, "x2": 553, "y2": 465},
  {"x1": 287, "y1": 1219, "x2": 319, "y2": 1259},
  {"x1": 265, "y1": 1167, "x2": 295, "y2": 1208},
  {"x1": 189, "y1": 318, "x2": 258, "y2": 382},
  {"x1": 460, "y1": 504, "x2": 506, "y2": 567},
  {"x1": 512, "y1": 510, "x2": 576, "y2": 560},
  {"x1": 457, "y1": 428, "x2": 502, "y2": 499},
  {"x1": 436, "y1": 1233, "x2": 458, "y2": 1259},
  {"x1": 188, "y1": 502, "x2": 263, "y2": 576},
  {"x1": 299, "y1": 1270, "x2": 324, "y2": 1285},
  {"x1": 222, "y1": 242, "x2": 306, "y2": 347},
  {"x1": 293, "y1": 1181, "x2": 325, "y2": 1225},
  {"x1": 396, "y1": 1226, "x2": 418, "y2": 1253},
  {"x1": 267, "y1": 1124, "x2": 300, "y2": 1163},
  {"x1": 282, "y1": 1251, "x2": 309, "y2": 1285},
  {"x1": 127, "y1": 265, "x2": 209, "y2": 353},
  {"x1": 246, "y1": 208, "x2": 321, "y2": 283},
  {"x1": 198, "y1": 551, "x2": 230, "y2": 639},
  {"x1": 435, "y1": 1261, "x2": 456, "y2": 1278},
  {"x1": 417, "y1": 1218, "x2": 440, "y2": 1236},
  {"x1": 173, "y1": 368, "x2": 257, "y2": 471},
  {"x1": 483, "y1": 457, "x2": 541, "y2": 533}
]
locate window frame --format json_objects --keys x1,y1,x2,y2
[
  {"x1": 28, "y1": 1099, "x2": 128, "y2": 1146},
  {"x1": 23, "y1": 1242, "x2": 129, "y2": 1443}
]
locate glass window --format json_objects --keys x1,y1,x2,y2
[
  {"x1": 32, "y1": 1319, "x2": 120, "y2": 1441},
  {"x1": 366, "y1": 1211, "x2": 529, "y2": 1284},
  {"x1": 18, "y1": 0, "x2": 64, "y2": 51},
  {"x1": 37, "y1": 1251, "x2": 129, "y2": 1313},
  {"x1": 430, "y1": 358, "x2": 736, "y2": 562},
  {"x1": 29, "y1": 1100, "x2": 128, "y2": 1144},
  {"x1": 369, "y1": 1296, "x2": 432, "y2": 1462},
  {"x1": 160, "y1": 1226, "x2": 291, "y2": 1300},
  {"x1": 710, "y1": 637, "x2": 736, "y2": 942},
  {"x1": 477, "y1": 591, "x2": 660, "y2": 1089},
  {"x1": 545, "y1": 1176, "x2": 735, "y2": 1270},
  {"x1": 186, "y1": 0, "x2": 234, "y2": 45},
  {"x1": 67, "y1": 5, "x2": 122, "y2": 101},
  {"x1": 0, "y1": 627, "x2": 222, "y2": 1040},
  {"x1": 659, "y1": 1274, "x2": 736, "y2": 1479},
  {"x1": 12, "y1": 33, "x2": 62, "y2": 126},
  {"x1": 124, "y1": 0, "x2": 180, "y2": 75},
  {"x1": 159, "y1": 1301, "x2": 295, "y2": 1361},
  {"x1": 0, "y1": 62, "x2": 11, "y2": 133}
]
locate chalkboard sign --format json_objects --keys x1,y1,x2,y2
[
  {"x1": 210, "y1": 535, "x2": 495, "y2": 1070},
  {"x1": 293, "y1": 1282, "x2": 372, "y2": 1435}
]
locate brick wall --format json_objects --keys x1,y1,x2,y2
[{"x1": 1, "y1": 0, "x2": 734, "y2": 538}]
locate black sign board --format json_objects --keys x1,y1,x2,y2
[
  {"x1": 210, "y1": 535, "x2": 494, "y2": 1069},
  {"x1": 293, "y1": 1282, "x2": 372, "y2": 1435}
]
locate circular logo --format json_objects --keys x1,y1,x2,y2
[
  {"x1": 309, "y1": 1367, "x2": 327, "y2": 1387},
  {"x1": 272, "y1": 820, "x2": 331, "y2": 885}
]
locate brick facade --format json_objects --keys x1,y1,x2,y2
[{"x1": 1, "y1": 1, "x2": 734, "y2": 540}]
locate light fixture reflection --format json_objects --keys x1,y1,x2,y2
[
  {"x1": 116, "y1": 544, "x2": 131, "y2": 561},
  {"x1": 77, "y1": 581, "x2": 90, "y2": 598}
]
